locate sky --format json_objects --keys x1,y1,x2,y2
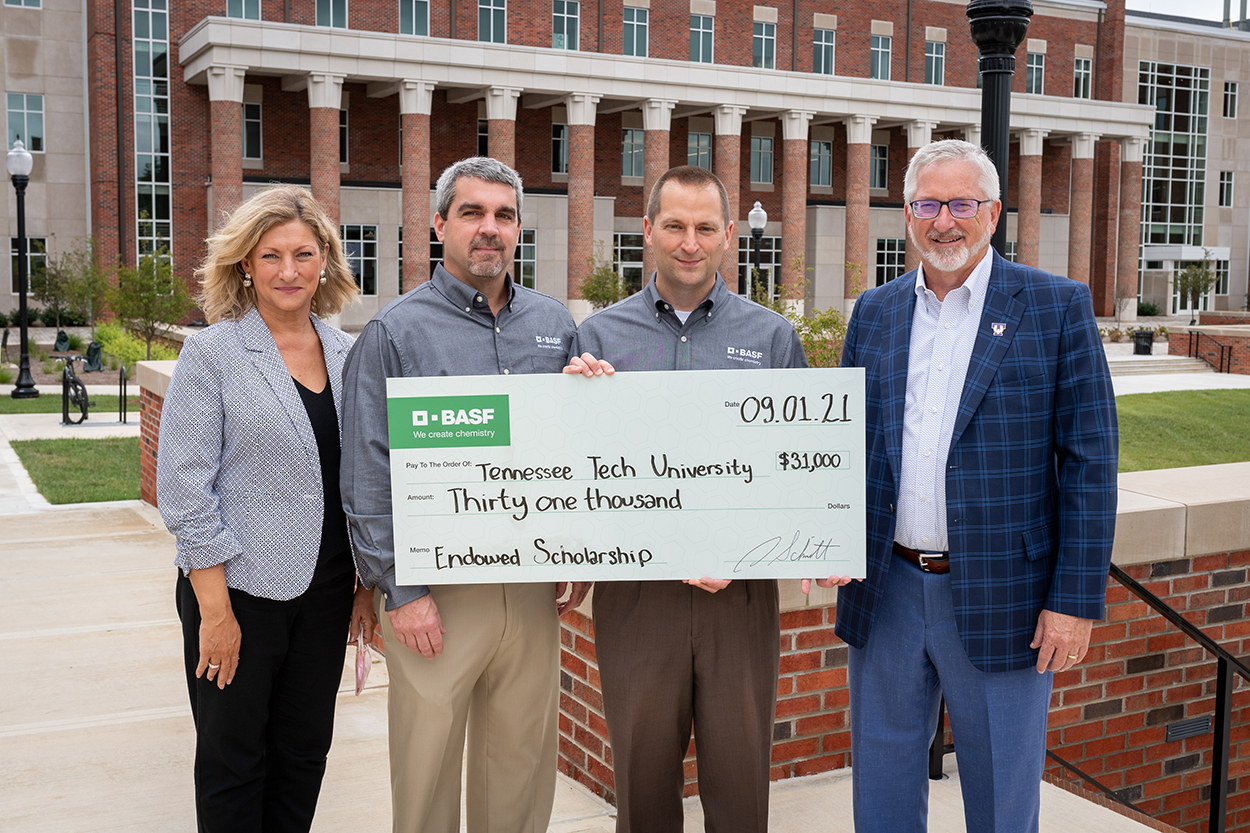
[{"x1": 1126, "y1": 0, "x2": 1241, "y2": 22}]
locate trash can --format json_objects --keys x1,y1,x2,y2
[
  {"x1": 1133, "y1": 328, "x2": 1154, "y2": 355},
  {"x1": 84, "y1": 340, "x2": 104, "y2": 372}
]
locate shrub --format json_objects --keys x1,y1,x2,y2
[
  {"x1": 0, "y1": 366, "x2": 12, "y2": 384},
  {"x1": 67, "y1": 333, "x2": 84, "y2": 351},
  {"x1": 25, "y1": 306, "x2": 45, "y2": 327},
  {"x1": 1155, "y1": 325, "x2": 1169, "y2": 339},
  {"x1": 0, "y1": 311, "x2": 8, "y2": 328},
  {"x1": 1136, "y1": 300, "x2": 1162, "y2": 317},
  {"x1": 1106, "y1": 328, "x2": 1126, "y2": 343},
  {"x1": 95, "y1": 321, "x2": 178, "y2": 373}
]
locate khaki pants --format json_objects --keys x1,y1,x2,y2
[{"x1": 377, "y1": 583, "x2": 559, "y2": 833}]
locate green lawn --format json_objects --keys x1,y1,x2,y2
[
  {"x1": 0, "y1": 395, "x2": 139, "y2": 415},
  {"x1": 1117, "y1": 389, "x2": 1250, "y2": 473},
  {"x1": 10, "y1": 437, "x2": 140, "y2": 504}
]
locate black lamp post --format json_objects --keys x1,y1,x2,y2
[
  {"x1": 746, "y1": 200, "x2": 767, "y2": 297},
  {"x1": 967, "y1": 0, "x2": 1032, "y2": 256},
  {"x1": 8, "y1": 139, "x2": 38, "y2": 399}
]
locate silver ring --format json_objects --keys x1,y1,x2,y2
[{"x1": 208, "y1": 663, "x2": 221, "y2": 669}]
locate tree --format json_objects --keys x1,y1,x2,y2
[
  {"x1": 26, "y1": 238, "x2": 67, "y2": 326},
  {"x1": 109, "y1": 249, "x2": 195, "y2": 359},
  {"x1": 751, "y1": 254, "x2": 848, "y2": 368},
  {"x1": 578, "y1": 241, "x2": 635, "y2": 311},
  {"x1": 1173, "y1": 249, "x2": 1218, "y2": 326},
  {"x1": 46, "y1": 237, "x2": 111, "y2": 337}
]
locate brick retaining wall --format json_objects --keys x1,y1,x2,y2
[
  {"x1": 139, "y1": 387, "x2": 163, "y2": 507},
  {"x1": 560, "y1": 553, "x2": 1250, "y2": 833},
  {"x1": 1168, "y1": 326, "x2": 1250, "y2": 375}
]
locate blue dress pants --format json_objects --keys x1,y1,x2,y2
[{"x1": 848, "y1": 556, "x2": 1053, "y2": 833}]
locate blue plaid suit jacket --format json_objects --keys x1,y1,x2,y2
[{"x1": 833, "y1": 252, "x2": 1118, "y2": 672}]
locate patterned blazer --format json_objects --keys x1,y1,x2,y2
[
  {"x1": 157, "y1": 307, "x2": 354, "y2": 601},
  {"x1": 833, "y1": 252, "x2": 1119, "y2": 672}
]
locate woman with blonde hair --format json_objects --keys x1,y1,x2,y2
[{"x1": 157, "y1": 185, "x2": 376, "y2": 832}]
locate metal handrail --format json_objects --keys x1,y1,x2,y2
[
  {"x1": 1107, "y1": 563, "x2": 1247, "y2": 833},
  {"x1": 1188, "y1": 329, "x2": 1233, "y2": 373},
  {"x1": 1045, "y1": 749, "x2": 1141, "y2": 812},
  {"x1": 119, "y1": 366, "x2": 128, "y2": 424},
  {"x1": 927, "y1": 564, "x2": 1249, "y2": 833}
]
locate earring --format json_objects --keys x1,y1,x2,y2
[
  {"x1": 319, "y1": 269, "x2": 327, "y2": 286},
  {"x1": 243, "y1": 273, "x2": 252, "y2": 288}
]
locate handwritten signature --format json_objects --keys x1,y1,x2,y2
[{"x1": 734, "y1": 531, "x2": 840, "y2": 572}]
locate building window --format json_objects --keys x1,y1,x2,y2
[
  {"x1": 737, "y1": 235, "x2": 781, "y2": 300},
  {"x1": 690, "y1": 15, "x2": 713, "y2": 63},
  {"x1": 622, "y1": 128, "x2": 644, "y2": 178},
  {"x1": 1219, "y1": 171, "x2": 1234, "y2": 207},
  {"x1": 478, "y1": 119, "x2": 488, "y2": 157},
  {"x1": 242, "y1": 102, "x2": 261, "y2": 160},
  {"x1": 397, "y1": 226, "x2": 403, "y2": 293},
  {"x1": 1025, "y1": 52, "x2": 1044, "y2": 94},
  {"x1": 1140, "y1": 61, "x2": 1210, "y2": 249},
  {"x1": 613, "y1": 232, "x2": 645, "y2": 295},
  {"x1": 813, "y1": 28, "x2": 835, "y2": 75},
  {"x1": 753, "y1": 22, "x2": 775, "y2": 69},
  {"x1": 1215, "y1": 259, "x2": 1229, "y2": 294},
  {"x1": 134, "y1": 0, "x2": 171, "y2": 260},
  {"x1": 6, "y1": 93, "x2": 43, "y2": 153},
  {"x1": 10, "y1": 237, "x2": 46, "y2": 294},
  {"x1": 400, "y1": 0, "x2": 430, "y2": 35},
  {"x1": 869, "y1": 144, "x2": 888, "y2": 190},
  {"x1": 480, "y1": 0, "x2": 506, "y2": 43},
  {"x1": 1004, "y1": 241, "x2": 1018, "y2": 262},
  {"x1": 875, "y1": 238, "x2": 904, "y2": 286},
  {"x1": 341, "y1": 225, "x2": 378, "y2": 296},
  {"x1": 315, "y1": 0, "x2": 346, "y2": 28},
  {"x1": 810, "y1": 139, "x2": 832, "y2": 187},
  {"x1": 226, "y1": 0, "x2": 259, "y2": 19},
  {"x1": 924, "y1": 41, "x2": 944, "y2": 86},
  {"x1": 688, "y1": 132, "x2": 711, "y2": 170},
  {"x1": 429, "y1": 226, "x2": 443, "y2": 275},
  {"x1": 750, "y1": 136, "x2": 773, "y2": 184},
  {"x1": 1074, "y1": 57, "x2": 1092, "y2": 99},
  {"x1": 4, "y1": 0, "x2": 42, "y2": 7},
  {"x1": 553, "y1": 0, "x2": 578, "y2": 50},
  {"x1": 1224, "y1": 81, "x2": 1238, "y2": 118},
  {"x1": 623, "y1": 6, "x2": 648, "y2": 57},
  {"x1": 514, "y1": 229, "x2": 536, "y2": 289},
  {"x1": 552, "y1": 123, "x2": 568, "y2": 174},
  {"x1": 339, "y1": 109, "x2": 348, "y2": 164},
  {"x1": 870, "y1": 35, "x2": 890, "y2": 81}
]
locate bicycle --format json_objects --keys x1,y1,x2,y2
[{"x1": 58, "y1": 354, "x2": 91, "y2": 425}]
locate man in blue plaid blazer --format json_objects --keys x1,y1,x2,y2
[{"x1": 828, "y1": 140, "x2": 1118, "y2": 832}]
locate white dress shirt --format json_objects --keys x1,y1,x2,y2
[{"x1": 895, "y1": 247, "x2": 994, "y2": 553}]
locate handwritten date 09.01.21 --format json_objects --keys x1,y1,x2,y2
[{"x1": 737, "y1": 393, "x2": 850, "y2": 425}]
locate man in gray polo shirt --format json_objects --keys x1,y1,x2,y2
[
  {"x1": 567, "y1": 165, "x2": 806, "y2": 833},
  {"x1": 341, "y1": 157, "x2": 587, "y2": 833}
]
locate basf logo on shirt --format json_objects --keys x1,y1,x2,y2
[{"x1": 726, "y1": 346, "x2": 765, "y2": 367}]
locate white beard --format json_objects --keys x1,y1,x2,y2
[{"x1": 910, "y1": 222, "x2": 993, "y2": 275}]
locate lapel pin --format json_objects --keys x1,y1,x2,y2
[{"x1": 991, "y1": 322, "x2": 1006, "y2": 337}]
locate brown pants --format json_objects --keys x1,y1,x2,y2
[
  {"x1": 378, "y1": 583, "x2": 559, "y2": 833},
  {"x1": 594, "y1": 579, "x2": 780, "y2": 833}
]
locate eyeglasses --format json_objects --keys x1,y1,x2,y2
[{"x1": 908, "y1": 199, "x2": 991, "y2": 220}]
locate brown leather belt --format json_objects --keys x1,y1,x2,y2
[{"x1": 893, "y1": 542, "x2": 950, "y2": 574}]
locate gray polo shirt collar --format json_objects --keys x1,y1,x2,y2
[
  {"x1": 430, "y1": 263, "x2": 518, "y2": 319},
  {"x1": 642, "y1": 274, "x2": 729, "y2": 327}
]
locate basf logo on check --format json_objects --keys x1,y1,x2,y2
[{"x1": 387, "y1": 394, "x2": 511, "y2": 449}]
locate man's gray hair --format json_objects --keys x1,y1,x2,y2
[
  {"x1": 903, "y1": 139, "x2": 1001, "y2": 205},
  {"x1": 434, "y1": 157, "x2": 524, "y2": 220}
]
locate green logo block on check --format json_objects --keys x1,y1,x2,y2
[{"x1": 388, "y1": 395, "x2": 511, "y2": 449}]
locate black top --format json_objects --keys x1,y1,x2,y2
[{"x1": 293, "y1": 376, "x2": 353, "y2": 586}]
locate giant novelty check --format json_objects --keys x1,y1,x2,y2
[{"x1": 388, "y1": 368, "x2": 865, "y2": 584}]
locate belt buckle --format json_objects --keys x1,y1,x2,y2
[{"x1": 917, "y1": 552, "x2": 944, "y2": 573}]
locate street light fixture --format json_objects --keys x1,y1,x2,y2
[
  {"x1": 7, "y1": 139, "x2": 38, "y2": 399},
  {"x1": 967, "y1": 0, "x2": 1032, "y2": 257},
  {"x1": 746, "y1": 200, "x2": 767, "y2": 298}
]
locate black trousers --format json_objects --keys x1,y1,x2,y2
[{"x1": 176, "y1": 570, "x2": 354, "y2": 833}]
